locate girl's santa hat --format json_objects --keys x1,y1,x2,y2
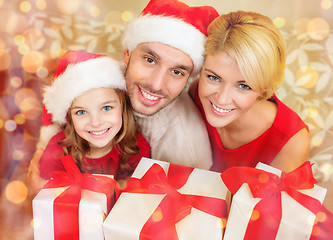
[
  {"x1": 122, "y1": 0, "x2": 219, "y2": 78},
  {"x1": 37, "y1": 50, "x2": 126, "y2": 149}
]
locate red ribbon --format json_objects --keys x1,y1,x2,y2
[
  {"x1": 43, "y1": 155, "x2": 121, "y2": 240},
  {"x1": 221, "y1": 161, "x2": 323, "y2": 240},
  {"x1": 123, "y1": 163, "x2": 228, "y2": 240}
]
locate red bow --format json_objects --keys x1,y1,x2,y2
[
  {"x1": 43, "y1": 155, "x2": 120, "y2": 240},
  {"x1": 221, "y1": 161, "x2": 322, "y2": 240},
  {"x1": 123, "y1": 163, "x2": 228, "y2": 240}
]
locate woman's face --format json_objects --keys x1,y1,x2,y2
[
  {"x1": 198, "y1": 52, "x2": 262, "y2": 129},
  {"x1": 70, "y1": 88, "x2": 123, "y2": 155}
]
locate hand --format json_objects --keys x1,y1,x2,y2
[{"x1": 27, "y1": 148, "x2": 47, "y2": 194}]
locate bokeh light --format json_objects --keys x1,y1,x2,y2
[
  {"x1": 319, "y1": 163, "x2": 333, "y2": 176},
  {"x1": 23, "y1": 28, "x2": 45, "y2": 50},
  {"x1": 10, "y1": 76, "x2": 23, "y2": 88},
  {"x1": 151, "y1": 207, "x2": 163, "y2": 222},
  {"x1": 6, "y1": 12, "x2": 29, "y2": 35},
  {"x1": 0, "y1": 119, "x2": 4, "y2": 129},
  {"x1": 89, "y1": 5, "x2": 101, "y2": 18},
  {"x1": 0, "y1": 51, "x2": 11, "y2": 71},
  {"x1": 36, "y1": 66, "x2": 49, "y2": 79},
  {"x1": 19, "y1": 1, "x2": 32, "y2": 13},
  {"x1": 312, "y1": 135, "x2": 324, "y2": 147},
  {"x1": 273, "y1": 17, "x2": 286, "y2": 28},
  {"x1": 21, "y1": 51, "x2": 44, "y2": 73},
  {"x1": 121, "y1": 11, "x2": 134, "y2": 22},
  {"x1": 13, "y1": 150, "x2": 25, "y2": 161},
  {"x1": 5, "y1": 120, "x2": 17, "y2": 132},
  {"x1": 296, "y1": 66, "x2": 318, "y2": 88},
  {"x1": 308, "y1": 18, "x2": 330, "y2": 40},
  {"x1": 57, "y1": 0, "x2": 80, "y2": 15},
  {"x1": 0, "y1": 37, "x2": 5, "y2": 55},
  {"x1": 306, "y1": 107, "x2": 319, "y2": 118},
  {"x1": 250, "y1": 210, "x2": 260, "y2": 221},
  {"x1": 321, "y1": 0, "x2": 332, "y2": 9},
  {"x1": 14, "y1": 89, "x2": 41, "y2": 120},
  {"x1": 104, "y1": 10, "x2": 123, "y2": 25},
  {"x1": 36, "y1": 0, "x2": 47, "y2": 11},
  {"x1": 294, "y1": 18, "x2": 311, "y2": 36},
  {"x1": 5, "y1": 180, "x2": 28, "y2": 204},
  {"x1": 14, "y1": 113, "x2": 26, "y2": 125}
]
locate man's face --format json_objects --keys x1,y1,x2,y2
[{"x1": 123, "y1": 42, "x2": 194, "y2": 116}]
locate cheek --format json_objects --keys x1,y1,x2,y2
[{"x1": 167, "y1": 80, "x2": 187, "y2": 97}]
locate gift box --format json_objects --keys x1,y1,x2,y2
[
  {"x1": 32, "y1": 155, "x2": 120, "y2": 240},
  {"x1": 103, "y1": 157, "x2": 230, "y2": 240},
  {"x1": 222, "y1": 161, "x2": 327, "y2": 240}
]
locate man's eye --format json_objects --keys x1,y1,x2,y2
[
  {"x1": 145, "y1": 57, "x2": 154, "y2": 64},
  {"x1": 102, "y1": 106, "x2": 112, "y2": 111},
  {"x1": 76, "y1": 110, "x2": 86, "y2": 115},
  {"x1": 239, "y1": 84, "x2": 251, "y2": 90},
  {"x1": 208, "y1": 75, "x2": 220, "y2": 82},
  {"x1": 172, "y1": 69, "x2": 183, "y2": 76}
]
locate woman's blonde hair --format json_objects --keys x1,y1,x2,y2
[
  {"x1": 205, "y1": 11, "x2": 286, "y2": 99},
  {"x1": 61, "y1": 89, "x2": 139, "y2": 177}
]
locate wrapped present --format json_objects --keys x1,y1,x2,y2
[
  {"x1": 222, "y1": 161, "x2": 327, "y2": 240},
  {"x1": 32, "y1": 155, "x2": 121, "y2": 240},
  {"x1": 103, "y1": 158, "x2": 230, "y2": 240}
]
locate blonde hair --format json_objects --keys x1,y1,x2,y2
[
  {"x1": 61, "y1": 89, "x2": 139, "y2": 177},
  {"x1": 205, "y1": 11, "x2": 286, "y2": 99}
]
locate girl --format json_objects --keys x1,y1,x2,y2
[
  {"x1": 190, "y1": 11, "x2": 310, "y2": 173},
  {"x1": 38, "y1": 50, "x2": 150, "y2": 186}
]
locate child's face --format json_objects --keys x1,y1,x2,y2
[{"x1": 70, "y1": 88, "x2": 123, "y2": 157}]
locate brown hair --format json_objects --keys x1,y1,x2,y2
[{"x1": 61, "y1": 89, "x2": 139, "y2": 177}]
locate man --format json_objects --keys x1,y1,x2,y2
[{"x1": 29, "y1": 0, "x2": 219, "y2": 192}]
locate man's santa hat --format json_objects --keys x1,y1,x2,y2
[
  {"x1": 37, "y1": 50, "x2": 126, "y2": 149},
  {"x1": 122, "y1": 0, "x2": 219, "y2": 78}
]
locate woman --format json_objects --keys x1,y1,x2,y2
[{"x1": 190, "y1": 11, "x2": 310, "y2": 173}]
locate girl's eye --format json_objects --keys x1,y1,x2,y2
[
  {"x1": 239, "y1": 84, "x2": 251, "y2": 90},
  {"x1": 102, "y1": 106, "x2": 112, "y2": 111},
  {"x1": 76, "y1": 110, "x2": 86, "y2": 115},
  {"x1": 145, "y1": 57, "x2": 155, "y2": 64},
  {"x1": 208, "y1": 75, "x2": 220, "y2": 82}
]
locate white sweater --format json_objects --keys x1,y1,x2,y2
[{"x1": 134, "y1": 91, "x2": 213, "y2": 170}]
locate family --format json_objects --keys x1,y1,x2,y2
[{"x1": 27, "y1": 0, "x2": 333, "y2": 237}]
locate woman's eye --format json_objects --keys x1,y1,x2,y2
[
  {"x1": 208, "y1": 75, "x2": 220, "y2": 82},
  {"x1": 76, "y1": 110, "x2": 86, "y2": 115},
  {"x1": 102, "y1": 106, "x2": 112, "y2": 111},
  {"x1": 239, "y1": 84, "x2": 251, "y2": 90}
]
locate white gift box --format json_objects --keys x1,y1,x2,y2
[
  {"x1": 223, "y1": 162, "x2": 327, "y2": 240},
  {"x1": 103, "y1": 158, "x2": 230, "y2": 240}
]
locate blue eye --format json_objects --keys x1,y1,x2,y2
[
  {"x1": 239, "y1": 84, "x2": 251, "y2": 90},
  {"x1": 145, "y1": 57, "x2": 155, "y2": 64},
  {"x1": 172, "y1": 69, "x2": 183, "y2": 76},
  {"x1": 102, "y1": 106, "x2": 112, "y2": 111},
  {"x1": 76, "y1": 110, "x2": 86, "y2": 115},
  {"x1": 208, "y1": 75, "x2": 220, "y2": 82}
]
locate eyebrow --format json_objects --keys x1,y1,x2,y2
[
  {"x1": 71, "y1": 100, "x2": 118, "y2": 110},
  {"x1": 140, "y1": 45, "x2": 192, "y2": 72},
  {"x1": 204, "y1": 68, "x2": 246, "y2": 83}
]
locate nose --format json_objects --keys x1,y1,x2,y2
[
  {"x1": 90, "y1": 113, "x2": 103, "y2": 127},
  {"x1": 216, "y1": 85, "x2": 232, "y2": 105},
  {"x1": 147, "y1": 68, "x2": 167, "y2": 92}
]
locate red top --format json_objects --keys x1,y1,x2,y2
[
  {"x1": 194, "y1": 86, "x2": 309, "y2": 173},
  {"x1": 39, "y1": 131, "x2": 150, "y2": 180}
]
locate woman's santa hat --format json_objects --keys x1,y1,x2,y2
[
  {"x1": 122, "y1": 0, "x2": 219, "y2": 78},
  {"x1": 37, "y1": 50, "x2": 126, "y2": 149}
]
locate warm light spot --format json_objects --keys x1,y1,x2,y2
[
  {"x1": 316, "y1": 211, "x2": 327, "y2": 223},
  {"x1": 13, "y1": 150, "x2": 24, "y2": 161},
  {"x1": 10, "y1": 76, "x2": 23, "y2": 88},
  {"x1": 36, "y1": 0, "x2": 47, "y2": 10},
  {"x1": 0, "y1": 52, "x2": 11, "y2": 71},
  {"x1": 5, "y1": 180, "x2": 28, "y2": 204},
  {"x1": 258, "y1": 173, "x2": 269, "y2": 183},
  {"x1": 0, "y1": 0, "x2": 3, "y2": 8},
  {"x1": 31, "y1": 218, "x2": 42, "y2": 229},
  {"x1": 43, "y1": 49, "x2": 59, "y2": 72},
  {"x1": 320, "y1": 163, "x2": 333, "y2": 175},
  {"x1": 14, "y1": 113, "x2": 26, "y2": 124},
  {"x1": 308, "y1": 18, "x2": 330, "y2": 40},
  {"x1": 57, "y1": 0, "x2": 80, "y2": 15},
  {"x1": 6, "y1": 13, "x2": 29, "y2": 34},
  {"x1": 250, "y1": 210, "x2": 260, "y2": 221},
  {"x1": 321, "y1": 0, "x2": 332, "y2": 9},
  {"x1": 0, "y1": 119, "x2": 4, "y2": 129},
  {"x1": 306, "y1": 107, "x2": 318, "y2": 118},
  {"x1": 19, "y1": 97, "x2": 41, "y2": 120},
  {"x1": 151, "y1": 207, "x2": 163, "y2": 222},
  {"x1": 294, "y1": 18, "x2": 311, "y2": 36},
  {"x1": 21, "y1": 51, "x2": 44, "y2": 73},
  {"x1": 273, "y1": 17, "x2": 286, "y2": 28},
  {"x1": 15, "y1": 88, "x2": 37, "y2": 109},
  {"x1": 36, "y1": 66, "x2": 49, "y2": 78},
  {"x1": 296, "y1": 66, "x2": 318, "y2": 88},
  {"x1": 89, "y1": 5, "x2": 100, "y2": 18},
  {"x1": 23, "y1": 28, "x2": 45, "y2": 50},
  {"x1": 5, "y1": 120, "x2": 17, "y2": 132},
  {"x1": 18, "y1": 43, "x2": 30, "y2": 55},
  {"x1": 104, "y1": 10, "x2": 123, "y2": 25},
  {"x1": 19, "y1": 1, "x2": 32, "y2": 13},
  {"x1": 121, "y1": 11, "x2": 134, "y2": 22},
  {"x1": 312, "y1": 135, "x2": 324, "y2": 147},
  {"x1": 0, "y1": 38, "x2": 5, "y2": 55},
  {"x1": 14, "y1": 35, "x2": 26, "y2": 46}
]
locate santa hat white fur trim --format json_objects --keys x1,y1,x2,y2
[
  {"x1": 43, "y1": 56, "x2": 126, "y2": 125},
  {"x1": 122, "y1": 14, "x2": 206, "y2": 77}
]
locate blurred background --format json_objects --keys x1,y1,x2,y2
[{"x1": 0, "y1": 0, "x2": 332, "y2": 239}]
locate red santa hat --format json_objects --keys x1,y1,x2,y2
[
  {"x1": 37, "y1": 50, "x2": 126, "y2": 149},
  {"x1": 121, "y1": 0, "x2": 219, "y2": 78}
]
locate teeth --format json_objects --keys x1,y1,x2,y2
[
  {"x1": 212, "y1": 103, "x2": 232, "y2": 113},
  {"x1": 90, "y1": 129, "x2": 108, "y2": 135},
  {"x1": 141, "y1": 89, "x2": 159, "y2": 101}
]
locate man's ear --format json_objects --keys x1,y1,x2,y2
[{"x1": 123, "y1": 49, "x2": 130, "y2": 65}]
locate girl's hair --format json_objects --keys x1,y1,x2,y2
[
  {"x1": 205, "y1": 11, "x2": 286, "y2": 99},
  {"x1": 61, "y1": 88, "x2": 139, "y2": 177}
]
